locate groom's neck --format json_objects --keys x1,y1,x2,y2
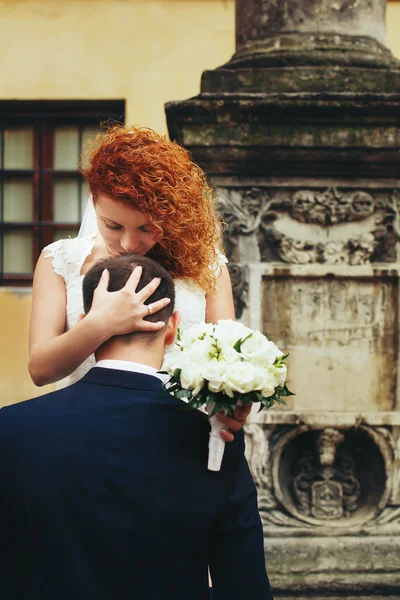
[{"x1": 95, "y1": 338, "x2": 165, "y2": 370}]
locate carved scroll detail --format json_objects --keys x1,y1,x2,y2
[{"x1": 218, "y1": 186, "x2": 400, "y2": 265}]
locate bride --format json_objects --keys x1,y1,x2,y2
[{"x1": 28, "y1": 125, "x2": 249, "y2": 440}]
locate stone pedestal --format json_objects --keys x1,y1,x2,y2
[{"x1": 165, "y1": 0, "x2": 400, "y2": 596}]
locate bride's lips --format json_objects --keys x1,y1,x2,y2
[{"x1": 114, "y1": 248, "x2": 146, "y2": 256}]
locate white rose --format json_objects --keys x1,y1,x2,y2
[
  {"x1": 184, "y1": 337, "x2": 218, "y2": 364},
  {"x1": 261, "y1": 380, "x2": 275, "y2": 398},
  {"x1": 270, "y1": 363, "x2": 287, "y2": 388},
  {"x1": 180, "y1": 322, "x2": 214, "y2": 346},
  {"x1": 223, "y1": 361, "x2": 257, "y2": 398},
  {"x1": 253, "y1": 366, "x2": 273, "y2": 391},
  {"x1": 180, "y1": 361, "x2": 205, "y2": 397},
  {"x1": 163, "y1": 346, "x2": 184, "y2": 374},
  {"x1": 240, "y1": 332, "x2": 283, "y2": 366},
  {"x1": 201, "y1": 359, "x2": 227, "y2": 394},
  {"x1": 218, "y1": 346, "x2": 241, "y2": 365},
  {"x1": 214, "y1": 320, "x2": 252, "y2": 347}
]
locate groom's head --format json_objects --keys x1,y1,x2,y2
[{"x1": 82, "y1": 254, "x2": 176, "y2": 347}]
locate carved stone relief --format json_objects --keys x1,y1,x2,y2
[
  {"x1": 293, "y1": 430, "x2": 361, "y2": 520},
  {"x1": 218, "y1": 186, "x2": 400, "y2": 265},
  {"x1": 227, "y1": 263, "x2": 249, "y2": 320},
  {"x1": 245, "y1": 422, "x2": 396, "y2": 532}
]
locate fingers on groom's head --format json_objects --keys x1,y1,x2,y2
[
  {"x1": 124, "y1": 265, "x2": 143, "y2": 292},
  {"x1": 82, "y1": 254, "x2": 175, "y2": 321}
]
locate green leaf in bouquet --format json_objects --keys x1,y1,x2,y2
[
  {"x1": 207, "y1": 396, "x2": 232, "y2": 417},
  {"x1": 275, "y1": 397, "x2": 288, "y2": 406},
  {"x1": 281, "y1": 383, "x2": 295, "y2": 396},
  {"x1": 258, "y1": 398, "x2": 274, "y2": 411},
  {"x1": 175, "y1": 389, "x2": 192, "y2": 400},
  {"x1": 205, "y1": 392, "x2": 218, "y2": 405},
  {"x1": 209, "y1": 401, "x2": 222, "y2": 417},
  {"x1": 274, "y1": 353, "x2": 289, "y2": 365},
  {"x1": 241, "y1": 390, "x2": 264, "y2": 404},
  {"x1": 187, "y1": 397, "x2": 206, "y2": 410},
  {"x1": 173, "y1": 368, "x2": 182, "y2": 382},
  {"x1": 219, "y1": 402, "x2": 237, "y2": 417},
  {"x1": 167, "y1": 383, "x2": 180, "y2": 393},
  {"x1": 230, "y1": 401, "x2": 238, "y2": 413},
  {"x1": 179, "y1": 399, "x2": 201, "y2": 411},
  {"x1": 274, "y1": 383, "x2": 295, "y2": 397},
  {"x1": 233, "y1": 332, "x2": 253, "y2": 353}
]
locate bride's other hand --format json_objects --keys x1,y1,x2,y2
[{"x1": 88, "y1": 266, "x2": 170, "y2": 337}]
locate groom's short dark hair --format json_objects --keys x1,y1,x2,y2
[{"x1": 82, "y1": 254, "x2": 175, "y2": 342}]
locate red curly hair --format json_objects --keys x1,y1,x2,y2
[{"x1": 82, "y1": 125, "x2": 223, "y2": 291}]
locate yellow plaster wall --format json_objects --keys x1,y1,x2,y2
[
  {"x1": 0, "y1": 290, "x2": 55, "y2": 405},
  {"x1": 0, "y1": 0, "x2": 235, "y2": 134},
  {"x1": 387, "y1": 2, "x2": 400, "y2": 58}
]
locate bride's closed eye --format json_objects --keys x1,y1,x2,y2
[
  {"x1": 104, "y1": 223, "x2": 123, "y2": 230},
  {"x1": 102, "y1": 217, "x2": 122, "y2": 230}
]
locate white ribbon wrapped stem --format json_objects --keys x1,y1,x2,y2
[{"x1": 207, "y1": 402, "x2": 226, "y2": 472}]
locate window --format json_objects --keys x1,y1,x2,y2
[{"x1": 0, "y1": 100, "x2": 125, "y2": 285}]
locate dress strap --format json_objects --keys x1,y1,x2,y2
[{"x1": 42, "y1": 235, "x2": 97, "y2": 284}]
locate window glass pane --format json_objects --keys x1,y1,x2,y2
[
  {"x1": 80, "y1": 181, "x2": 91, "y2": 220},
  {"x1": 54, "y1": 127, "x2": 79, "y2": 170},
  {"x1": 3, "y1": 179, "x2": 33, "y2": 222},
  {"x1": 3, "y1": 230, "x2": 33, "y2": 274},
  {"x1": 53, "y1": 228, "x2": 78, "y2": 242},
  {"x1": 4, "y1": 128, "x2": 34, "y2": 170},
  {"x1": 81, "y1": 126, "x2": 99, "y2": 169},
  {"x1": 54, "y1": 179, "x2": 79, "y2": 223}
]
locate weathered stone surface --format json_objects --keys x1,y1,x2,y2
[
  {"x1": 201, "y1": 63, "x2": 400, "y2": 94},
  {"x1": 166, "y1": 95, "x2": 400, "y2": 178},
  {"x1": 236, "y1": 0, "x2": 386, "y2": 51},
  {"x1": 262, "y1": 275, "x2": 398, "y2": 412},
  {"x1": 266, "y1": 536, "x2": 400, "y2": 599},
  {"x1": 265, "y1": 536, "x2": 400, "y2": 595}
]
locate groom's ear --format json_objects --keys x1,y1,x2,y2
[{"x1": 164, "y1": 311, "x2": 180, "y2": 346}]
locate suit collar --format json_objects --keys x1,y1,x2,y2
[{"x1": 80, "y1": 367, "x2": 165, "y2": 392}]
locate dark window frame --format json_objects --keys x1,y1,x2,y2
[{"x1": 0, "y1": 100, "x2": 125, "y2": 286}]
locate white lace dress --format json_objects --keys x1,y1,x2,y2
[{"x1": 43, "y1": 235, "x2": 223, "y2": 390}]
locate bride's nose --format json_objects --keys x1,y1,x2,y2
[{"x1": 120, "y1": 233, "x2": 138, "y2": 253}]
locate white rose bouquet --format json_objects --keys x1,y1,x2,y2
[{"x1": 162, "y1": 320, "x2": 292, "y2": 471}]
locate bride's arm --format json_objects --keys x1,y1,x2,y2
[
  {"x1": 205, "y1": 264, "x2": 235, "y2": 323},
  {"x1": 28, "y1": 254, "x2": 109, "y2": 386},
  {"x1": 29, "y1": 254, "x2": 168, "y2": 386}
]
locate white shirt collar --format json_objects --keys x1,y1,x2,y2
[
  {"x1": 94, "y1": 359, "x2": 207, "y2": 415},
  {"x1": 94, "y1": 359, "x2": 164, "y2": 381}
]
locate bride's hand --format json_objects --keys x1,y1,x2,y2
[
  {"x1": 88, "y1": 266, "x2": 170, "y2": 336},
  {"x1": 216, "y1": 402, "x2": 252, "y2": 443}
]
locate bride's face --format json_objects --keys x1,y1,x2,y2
[{"x1": 95, "y1": 193, "x2": 159, "y2": 256}]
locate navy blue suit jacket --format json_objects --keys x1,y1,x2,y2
[{"x1": 0, "y1": 367, "x2": 272, "y2": 600}]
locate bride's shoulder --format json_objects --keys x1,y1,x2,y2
[
  {"x1": 174, "y1": 277, "x2": 204, "y2": 296},
  {"x1": 42, "y1": 234, "x2": 97, "y2": 281}
]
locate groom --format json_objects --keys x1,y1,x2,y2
[{"x1": 0, "y1": 254, "x2": 273, "y2": 600}]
